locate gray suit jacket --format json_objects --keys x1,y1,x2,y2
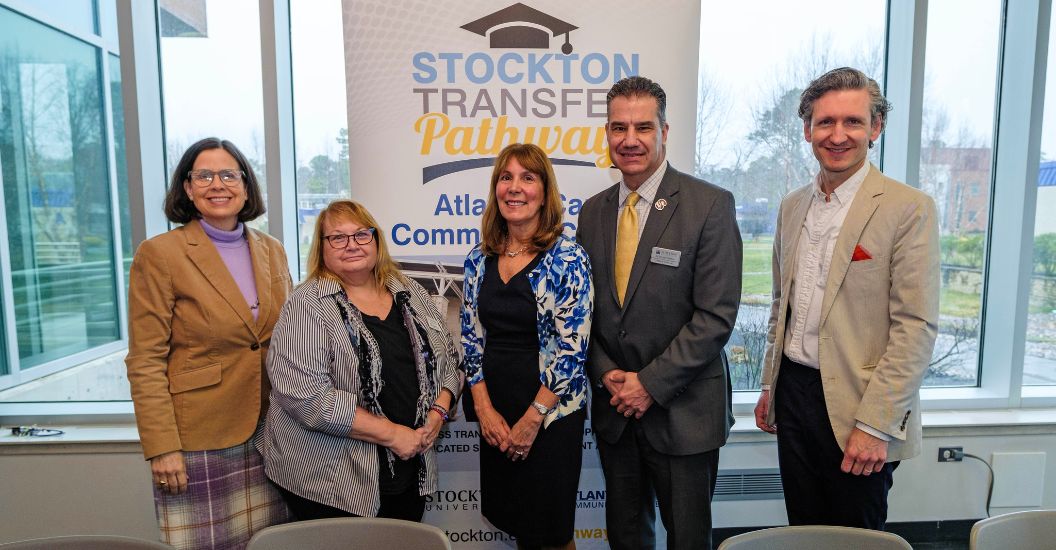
[
  {"x1": 761, "y1": 164, "x2": 940, "y2": 461},
  {"x1": 577, "y1": 165, "x2": 742, "y2": 455}
]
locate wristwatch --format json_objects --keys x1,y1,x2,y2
[{"x1": 531, "y1": 401, "x2": 554, "y2": 416}]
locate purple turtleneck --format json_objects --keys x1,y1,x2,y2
[{"x1": 200, "y1": 219, "x2": 260, "y2": 321}]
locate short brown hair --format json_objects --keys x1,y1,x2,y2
[
  {"x1": 163, "y1": 137, "x2": 266, "y2": 224},
  {"x1": 798, "y1": 67, "x2": 892, "y2": 130},
  {"x1": 306, "y1": 200, "x2": 404, "y2": 288},
  {"x1": 480, "y1": 143, "x2": 564, "y2": 256}
]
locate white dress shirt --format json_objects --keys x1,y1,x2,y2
[
  {"x1": 784, "y1": 162, "x2": 869, "y2": 368},
  {"x1": 780, "y1": 162, "x2": 891, "y2": 441}
]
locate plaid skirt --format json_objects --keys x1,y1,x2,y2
[{"x1": 153, "y1": 428, "x2": 290, "y2": 550}]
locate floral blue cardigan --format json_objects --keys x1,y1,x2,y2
[{"x1": 460, "y1": 234, "x2": 593, "y2": 428}]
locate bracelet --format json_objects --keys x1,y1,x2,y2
[
  {"x1": 531, "y1": 401, "x2": 554, "y2": 417},
  {"x1": 429, "y1": 404, "x2": 449, "y2": 422}
]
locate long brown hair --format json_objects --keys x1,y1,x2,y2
[{"x1": 479, "y1": 143, "x2": 564, "y2": 256}]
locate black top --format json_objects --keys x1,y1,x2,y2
[{"x1": 362, "y1": 303, "x2": 418, "y2": 494}]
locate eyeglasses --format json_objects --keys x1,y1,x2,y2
[
  {"x1": 323, "y1": 228, "x2": 376, "y2": 249},
  {"x1": 187, "y1": 169, "x2": 246, "y2": 187}
]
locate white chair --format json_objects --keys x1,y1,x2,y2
[
  {"x1": 0, "y1": 535, "x2": 172, "y2": 549},
  {"x1": 970, "y1": 510, "x2": 1056, "y2": 549},
  {"x1": 246, "y1": 517, "x2": 451, "y2": 550},
  {"x1": 718, "y1": 525, "x2": 912, "y2": 550}
]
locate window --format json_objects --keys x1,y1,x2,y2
[
  {"x1": 291, "y1": 0, "x2": 349, "y2": 277},
  {"x1": 0, "y1": 6, "x2": 122, "y2": 372},
  {"x1": 158, "y1": 0, "x2": 268, "y2": 232},
  {"x1": 1022, "y1": 4, "x2": 1056, "y2": 387},
  {"x1": 110, "y1": 53, "x2": 132, "y2": 284},
  {"x1": 697, "y1": 1, "x2": 886, "y2": 390},
  {"x1": 917, "y1": 0, "x2": 1002, "y2": 387},
  {"x1": 30, "y1": 0, "x2": 97, "y2": 37}
]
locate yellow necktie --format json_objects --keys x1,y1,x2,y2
[{"x1": 615, "y1": 192, "x2": 640, "y2": 305}]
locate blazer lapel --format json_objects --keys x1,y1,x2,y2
[
  {"x1": 184, "y1": 219, "x2": 257, "y2": 334},
  {"x1": 621, "y1": 169, "x2": 679, "y2": 311},
  {"x1": 820, "y1": 165, "x2": 885, "y2": 326},
  {"x1": 247, "y1": 229, "x2": 274, "y2": 335},
  {"x1": 780, "y1": 187, "x2": 813, "y2": 313},
  {"x1": 600, "y1": 185, "x2": 621, "y2": 307}
]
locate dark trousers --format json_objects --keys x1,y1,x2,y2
[
  {"x1": 597, "y1": 420, "x2": 720, "y2": 550},
  {"x1": 775, "y1": 355, "x2": 897, "y2": 529},
  {"x1": 276, "y1": 483, "x2": 425, "y2": 523}
]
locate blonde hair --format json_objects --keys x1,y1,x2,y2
[
  {"x1": 306, "y1": 200, "x2": 404, "y2": 287},
  {"x1": 480, "y1": 143, "x2": 564, "y2": 256}
]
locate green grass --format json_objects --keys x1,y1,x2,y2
[
  {"x1": 939, "y1": 288, "x2": 982, "y2": 318},
  {"x1": 738, "y1": 237, "x2": 984, "y2": 319},
  {"x1": 741, "y1": 236, "x2": 773, "y2": 298}
]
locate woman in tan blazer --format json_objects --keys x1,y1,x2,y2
[{"x1": 126, "y1": 138, "x2": 293, "y2": 549}]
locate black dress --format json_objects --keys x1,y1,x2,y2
[{"x1": 477, "y1": 253, "x2": 586, "y2": 546}]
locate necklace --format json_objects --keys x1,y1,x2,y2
[{"x1": 505, "y1": 240, "x2": 529, "y2": 257}]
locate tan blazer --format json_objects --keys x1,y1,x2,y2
[
  {"x1": 126, "y1": 219, "x2": 292, "y2": 459},
  {"x1": 761, "y1": 164, "x2": 940, "y2": 462}
]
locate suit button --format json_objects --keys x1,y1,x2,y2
[
  {"x1": 619, "y1": 330, "x2": 627, "y2": 338},
  {"x1": 250, "y1": 342, "x2": 260, "y2": 351}
]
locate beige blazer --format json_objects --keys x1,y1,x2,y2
[
  {"x1": 126, "y1": 219, "x2": 292, "y2": 459},
  {"x1": 761, "y1": 164, "x2": 940, "y2": 462}
]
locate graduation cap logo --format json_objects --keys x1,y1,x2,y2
[{"x1": 461, "y1": 3, "x2": 577, "y2": 54}]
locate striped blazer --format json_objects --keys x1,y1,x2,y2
[{"x1": 258, "y1": 273, "x2": 461, "y2": 516}]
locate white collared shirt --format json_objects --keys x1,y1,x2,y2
[
  {"x1": 784, "y1": 161, "x2": 870, "y2": 368},
  {"x1": 617, "y1": 160, "x2": 668, "y2": 239},
  {"x1": 781, "y1": 162, "x2": 891, "y2": 441}
]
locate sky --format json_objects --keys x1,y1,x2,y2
[{"x1": 159, "y1": 0, "x2": 1056, "y2": 170}]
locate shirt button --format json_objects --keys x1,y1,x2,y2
[
  {"x1": 250, "y1": 342, "x2": 260, "y2": 351},
  {"x1": 619, "y1": 330, "x2": 627, "y2": 338}
]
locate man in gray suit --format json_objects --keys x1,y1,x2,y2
[{"x1": 576, "y1": 76, "x2": 742, "y2": 550}]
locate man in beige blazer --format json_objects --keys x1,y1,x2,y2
[{"x1": 754, "y1": 67, "x2": 940, "y2": 529}]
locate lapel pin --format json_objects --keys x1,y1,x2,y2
[{"x1": 654, "y1": 198, "x2": 667, "y2": 211}]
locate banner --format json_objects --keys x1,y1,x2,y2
[
  {"x1": 343, "y1": 0, "x2": 701, "y2": 262},
  {"x1": 343, "y1": 1, "x2": 701, "y2": 546}
]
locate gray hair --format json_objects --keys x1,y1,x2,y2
[
  {"x1": 798, "y1": 67, "x2": 891, "y2": 130},
  {"x1": 606, "y1": 76, "x2": 667, "y2": 127}
]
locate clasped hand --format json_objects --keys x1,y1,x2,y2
[
  {"x1": 605, "y1": 370, "x2": 653, "y2": 419},
  {"x1": 476, "y1": 405, "x2": 540, "y2": 462},
  {"x1": 389, "y1": 413, "x2": 445, "y2": 460}
]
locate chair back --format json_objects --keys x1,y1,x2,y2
[
  {"x1": 970, "y1": 510, "x2": 1056, "y2": 550},
  {"x1": 247, "y1": 517, "x2": 451, "y2": 550},
  {"x1": 0, "y1": 535, "x2": 172, "y2": 549},
  {"x1": 718, "y1": 525, "x2": 912, "y2": 550}
]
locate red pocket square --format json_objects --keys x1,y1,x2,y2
[{"x1": 851, "y1": 244, "x2": 873, "y2": 261}]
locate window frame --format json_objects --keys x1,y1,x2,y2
[{"x1": 2, "y1": 0, "x2": 1056, "y2": 421}]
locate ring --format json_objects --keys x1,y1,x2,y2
[
  {"x1": 515, "y1": 451, "x2": 524, "y2": 456},
  {"x1": 158, "y1": 480, "x2": 167, "y2": 486},
  {"x1": 863, "y1": 468, "x2": 871, "y2": 474}
]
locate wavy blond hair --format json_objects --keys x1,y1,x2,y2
[{"x1": 306, "y1": 200, "x2": 404, "y2": 287}]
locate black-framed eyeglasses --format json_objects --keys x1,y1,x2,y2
[
  {"x1": 187, "y1": 169, "x2": 246, "y2": 187},
  {"x1": 324, "y1": 228, "x2": 376, "y2": 249}
]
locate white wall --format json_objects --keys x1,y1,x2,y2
[{"x1": 2, "y1": 422, "x2": 1055, "y2": 546}]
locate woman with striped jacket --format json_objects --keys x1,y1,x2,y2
[{"x1": 259, "y1": 200, "x2": 461, "y2": 521}]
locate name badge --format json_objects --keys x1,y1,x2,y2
[{"x1": 650, "y1": 247, "x2": 681, "y2": 267}]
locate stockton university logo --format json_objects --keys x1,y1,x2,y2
[
  {"x1": 460, "y1": 2, "x2": 578, "y2": 53},
  {"x1": 411, "y1": 3, "x2": 639, "y2": 180}
]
